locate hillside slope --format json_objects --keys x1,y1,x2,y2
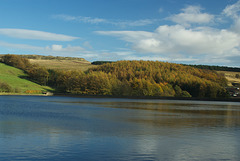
[
  {"x1": 0, "y1": 63, "x2": 52, "y2": 94},
  {"x1": 0, "y1": 54, "x2": 95, "y2": 71},
  {"x1": 29, "y1": 59, "x2": 95, "y2": 71},
  {"x1": 0, "y1": 54, "x2": 230, "y2": 98},
  {"x1": 49, "y1": 60, "x2": 228, "y2": 98}
]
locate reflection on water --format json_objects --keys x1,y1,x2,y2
[{"x1": 0, "y1": 96, "x2": 240, "y2": 161}]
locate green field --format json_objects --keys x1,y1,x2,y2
[{"x1": 0, "y1": 63, "x2": 53, "y2": 94}]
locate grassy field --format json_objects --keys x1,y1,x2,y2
[
  {"x1": 0, "y1": 63, "x2": 53, "y2": 94},
  {"x1": 217, "y1": 71, "x2": 240, "y2": 86},
  {"x1": 29, "y1": 59, "x2": 96, "y2": 71}
]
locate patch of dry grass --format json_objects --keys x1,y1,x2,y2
[
  {"x1": 217, "y1": 71, "x2": 240, "y2": 86},
  {"x1": 29, "y1": 59, "x2": 96, "y2": 71}
]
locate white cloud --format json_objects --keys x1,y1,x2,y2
[
  {"x1": 0, "y1": 41, "x2": 88, "y2": 55},
  {"x1": 0, "y1": 28, "x2": 78, "y2": 41},
  {"x1": 168, "y1": 6, "x2": 214, "y2": 27},
  {"x1": 96, "y1": 25, "x2": 240, "y2": 63},
  {"x1": 232, "y1": 18, "x2": 240, "y2": 33},
  {"x1": 52, "y1": 14, "x2": 107, "y2": 24},
  {"x1": 222, "y1": 0, "x2": 240, "y2": 34},
  {"x1": 130, "y1": 55, "x2": 197, "y2": 64},
  {"x1": 51, "y1": 44, "x2": 62, "y2": 51},
  {"x1": 46, "y1": 44, "x2": 85, "y2": 52},
  {"x1": 97, "y1": 50, "x2": 197, "y2": 63},
  {"x1": 52, "y1": 14, "x2": 158, "y2": 27},
  {"x1": 1, "y1": 1, "x2": 240, "y2": 66},
  {"x1": 0, "y1": 41, "x2": 43, "y2": 51},
  {"x1": 96, "y1": 31, "x2": 153, "y2": 42},
  {"x1": 95, "y1": 2, "x2": 240, "y2": 66},
  {"x1": 223, "y1": 0, "x2": 240, "y2": 19},
  {"x1": 125, "y1": 55, "x2": 169, "y2": 61},
  {"x1": 117, "y1": 19, "x2": 157, "y2": 27}
]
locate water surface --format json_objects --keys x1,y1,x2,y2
[{"x1": 0, "y1": 96, "x2": 240, "y2": 160}]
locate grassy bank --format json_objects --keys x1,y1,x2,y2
[{"x1": 0, "y1": 63, "x2": 53, "y2": 94}]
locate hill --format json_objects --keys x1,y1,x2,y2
[
  {"x1": 0, "y1": 54, "x2": 230, "y2": 98},
  {"x1": 29, "y1": 59, "x2": 94, "y2": 71},
  {"x1": 23, "y1": 55, "x2": 94, "y2": 71},
  {"x1": 47, "y1": 60, "x2": 228, "y2": 98},
  {"x1": 0, "y1": 54, "x2": 95, "y2": 71},
  {"x1": 0, "y1": 63, "x2": 52, "y2": 94}
]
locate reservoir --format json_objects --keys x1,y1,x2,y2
[{"x1": 0, "y1": 96, "x2": 240, "y2": 160}]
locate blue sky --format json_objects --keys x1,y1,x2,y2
[{"x1": 0, "y1": 0, "x2": 240, "y2": 66}]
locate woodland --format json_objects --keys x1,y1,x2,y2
[{"x1": 0, "y1": 54, "x2": 229, "y2": 98}]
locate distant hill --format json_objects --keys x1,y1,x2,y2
[
  {"x1": 0, "y1": 63, "x2": 52, "y2": 94},
  {"x1": 29, "y1": 59, "x2": 95, "y2": 71},
  {"x1": 24, "y1": 55, "x2": 94, "y2": 71},
  {"x1": 0, "y1": 54, "x2": 234, "y2": 98},
  {"x1": 183, "y1": 64, "x2": 240, "y2": 87},
  {"x1": 20, "y1": 54, "x2": 88, "y2": 61},
  {"x1": 0, "y1": 54, "x2": 94, "y2": 71},
  {"x1": 78, "y1": 60, "x2": 228, "y2": 98},
  {"x1": 185, "y1": 64, "x2": 240, "y2": 72}
]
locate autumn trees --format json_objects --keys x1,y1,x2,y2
[
  {"x1": 89, "y1": 60, "x2": 228, "y2": 98},
  {"x1": 1, "y1": 54, "x2": 229, "y2": 98},
  {"x1": 1, "y1": 54, "x2": 31, "y2": 70},
  {"x1": 49, "y1": 70, "x2": 112, "y2": 95},
  {"x1": 48, "y1": 60, "x2": 227, "y2": 98}
]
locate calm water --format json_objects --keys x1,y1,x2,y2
[{"x1": 0, "y1": 96, "x2": 240, "y2": 161}]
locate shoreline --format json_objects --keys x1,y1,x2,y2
[
  {"x1": 1, "y1": 93, "x2": 240, "y2": 102},
  {"x1": 0, "y1": 93, "x2": 52, "y2": 96},
  {"x1": 53, "y1": 93, "x2": 240, "y2": 102}
]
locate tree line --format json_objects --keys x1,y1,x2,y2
[
  {"x1": 185, "y1": 64, "x2": 240, "y2": 72},
  {"x1": 6, "y1": 54, "x2": 86, "y2": 61},
  {"x1": 0, "y1": 54, "x2": 229, "y2": 98},
  {"x1": 91, "y1": 61, "x2": 113, "y2": 65}
]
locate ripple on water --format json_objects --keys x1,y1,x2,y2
[{"x1": 0, "y1": 96, "x2": 240, "y2": 161}]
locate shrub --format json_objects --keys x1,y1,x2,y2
[
  {"x1": 14, "y1": 87, "x2": 22, "y2": 93},
  {"x1": 0, "y1": 82, "x2": 13, "y2": 93},
  {"x1": 24, "y1": 90, "x2": 43, "y2": 94}
]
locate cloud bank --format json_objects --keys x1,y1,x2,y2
[
  {"x1": 168, "y1": 6, "x2": 214, "y2": 27},
  {"x1": 0, "y1": 29, "x2": 78, "y2": 41},
  {"x1": 0, "y1": 41, "x2": 88, "y2": 55},
  {"x1": 97, "y1": 1, "x2": 240, "y2": 66},
  {"x1": 52, "y1": 14, "x2": 158, "y2": 27},
  {"x1": 97, "y1": 25, "x2": 239, "y2": 55}
]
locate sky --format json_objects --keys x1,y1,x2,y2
[{"x1": 0, "y1": 0, "x2": 240, "y2": 67}]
